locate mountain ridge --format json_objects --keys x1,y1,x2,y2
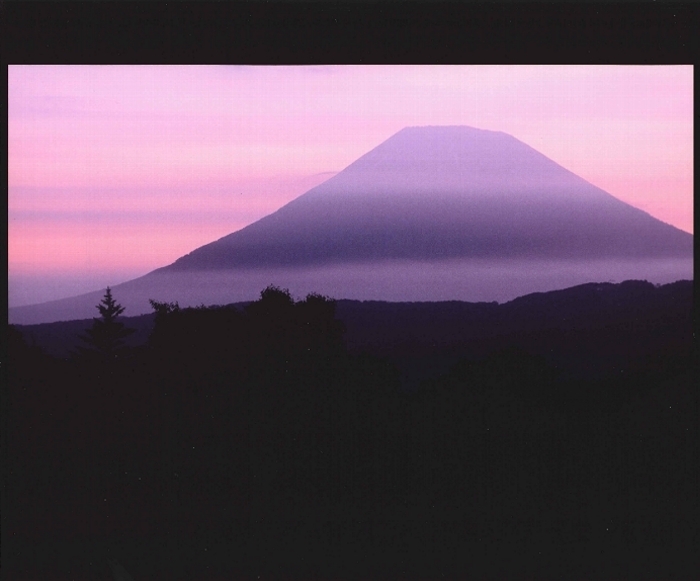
[
  {"x1": 160, "y1": 125, "x2": 691, "y2": 271},
  {"x1": 13, "y1": 278, "x2": 692, "y2": 365}
]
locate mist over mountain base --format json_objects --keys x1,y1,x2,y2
[
  {"x1": 8, "y1": 270, "x2": 150, "y2": 309},
  {"x1": 178, "y1": 256, "x2": 693, "y2": 304},
  {"x1": 8, "y1": 257, "x2": 693, "y2": 325}
]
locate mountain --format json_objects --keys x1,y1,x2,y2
[
  {"x1": 160, "y1": 125, "x2": 692, "y2": 270},
  {"x1": 8, "y1": 126, "x2": 693, "y2": 325}
]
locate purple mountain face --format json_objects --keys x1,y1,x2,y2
[
  {"x1": 158, "y1": 126, "x2": 692, "y2": 271},
  {"x1": 9, "y1": 126, "x2": 693, "y2": 325}
]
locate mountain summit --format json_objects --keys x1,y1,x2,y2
[{"x1": 160, "y1": 125, "x2": 692, "y2": 272}]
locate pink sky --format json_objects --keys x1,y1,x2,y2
[{"x1": 8, "y1": 66, "x2": 693, "y2": 306}]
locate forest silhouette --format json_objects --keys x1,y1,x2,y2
[{"x1": 4, "y1": 281, "x2": 696, "y2": 579}]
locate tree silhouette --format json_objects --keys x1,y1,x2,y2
[{"x1": 76, "y1": 287, "x2": 135, "y2": 363}]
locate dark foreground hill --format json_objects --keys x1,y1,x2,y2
[
  {"x1": 15, "y1": 279, "x2": 693, "y2": 385},
  {"x1": 4, "y1": 280, "x2": 696, "y2": 580}
]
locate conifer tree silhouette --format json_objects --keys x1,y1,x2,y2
[{"x1": 77, "y1": 287, "x2": 135, "y2": 363}]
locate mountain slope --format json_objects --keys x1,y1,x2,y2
[
  {"x1": 160, "y1": 126, "x2": 692, "y2": 271},
  {"x1": 8, "y1": 126, "x2": 693, "y2": 324}
]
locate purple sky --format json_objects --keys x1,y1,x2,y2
[{"x1": 8, "y1": 66, "x2": 693, "y2": 306}]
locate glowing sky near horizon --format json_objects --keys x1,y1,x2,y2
[{"x1": 8, "y1": 65, "x2": 693, "y2": 306}]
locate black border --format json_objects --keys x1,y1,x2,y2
[{"x1": 2, "y1": 1, "x2": 696, "y2": 65}]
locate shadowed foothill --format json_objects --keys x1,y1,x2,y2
[{"x1": 4, "y1": 280, "x2": 695, "y2": 580}]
